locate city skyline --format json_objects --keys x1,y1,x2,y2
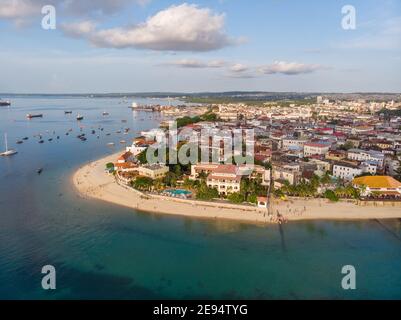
[{"x1": 0, "y1": 0, "x2": 400, "y2": 93}]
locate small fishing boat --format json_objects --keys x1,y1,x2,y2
[
  {"x1": 48, "y1": 138, "x2": 53, "y2": 142},
  {"x1": 102, "y1": 111, "x2": 109, "y2": 116},
  {"x1": 107, "y1": 142, "x2": 115, "y2": 146},
  {"x1": 22, "y1": 137, "x2": 29, "y2": 141},
  {"x1": 0, "y1": 100, "x2": 11, "y2": 106},
  {"x1": 120, "y1": 140, "x2": 127, "y2": 144},
  {"x1": 64, "y1": 111, "x2": 73, "y2": 114},
  {"x1": 0, "y1": 133, "x2": 18, "y2": 156},
  {"x1": 27, "y1": 114, "x2": 43, "y2": 119},
  {"x1": 76, "y1": 114, "x2": 84, "y2": 121},
  {"x1": 16, "y1": 140, "x2": 23, "y2": 144},
  {"x1": 37, "y1": 168, "x2": 43, "y2": 175},
  {"x1": 38, "y1": 140, "x2": 44, "y2": 144}
]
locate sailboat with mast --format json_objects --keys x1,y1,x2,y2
[{"x1": 0, "y1": 133, "x2": 18, "y2": 156}]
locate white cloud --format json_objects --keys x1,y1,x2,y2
[
  {"x1": 61, "y1": 3, "x2": 238, "y2": 52},
  {"x1": 229, "y1": 63, "x2": 248, "y2": 73},
  {"x1": 0, "y1": 0, "x2": 149, "y2": 20},
  {"x1": 164, "y1": 59, "x2": 226, "y2": 68},
  {"x1": 259, "y1": 61, "x2": 322, "y2": 75},
  {"x1": 61, "y1": 20, "x2": 97, "y2": 38},
  {"x1": 0, "y1": 0, "x2": 39, "y2": 19}
]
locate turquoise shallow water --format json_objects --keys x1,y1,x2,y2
[{"x1": 0, "y1": 96, "x2": 401, "y2": 300}]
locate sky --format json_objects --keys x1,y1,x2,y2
[{"x1": 0, "y1": 0, "x2": 400, "y2": 93}]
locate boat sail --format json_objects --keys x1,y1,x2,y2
[{"x1": 0, "y1": 133, "x2": 18, "y2": 156}]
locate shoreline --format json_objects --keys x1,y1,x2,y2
[{"x1": 72, "y1": 152, "x2": 401, "y2": 225}]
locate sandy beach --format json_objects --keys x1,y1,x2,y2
[{"x1": 72, "y1": 152, "x2": 401, "y2": 224}]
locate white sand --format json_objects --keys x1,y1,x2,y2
[{"x1": 72, "y1": 152, "x2": 401, "y2": 224}]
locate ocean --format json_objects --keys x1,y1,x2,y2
[{"x1": 0, "y1": 96, "x2": 401, "y2": 299}]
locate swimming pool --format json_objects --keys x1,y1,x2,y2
[{"x1": 165, "y1": 189, "x2": 192, "y2": 196}]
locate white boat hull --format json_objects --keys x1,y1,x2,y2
[{"x1": 0, "y1": 150, "x2": 17, "y2": 156}]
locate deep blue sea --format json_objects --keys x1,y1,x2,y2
[{"x1": 0, "y1": 96, "x2": 401, "y2": 300}]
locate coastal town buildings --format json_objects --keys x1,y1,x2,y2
[
  {"x1": 353, "y1": 176, "x2": 401, "y2": 198},
  {"x1": 113, "y1": 95, "x2": 401, "y2": 204}
]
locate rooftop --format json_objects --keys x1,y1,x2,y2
[{"x1": 353, "y1": 176, "x2": 401, "y2": 189}]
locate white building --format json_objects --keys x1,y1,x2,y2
[
  {"x1": 304, "y1": 143, "x2": 331, "y2": 157},
  {"x1": 282, "y1": 138, "x2": 308, "y2": 150},
  {"x1": 126, "y1": 143, "x2": 148, "y2": 156},
  {"x1": 347, "y1": 149, "x2": 385, "y2": 168},
  {"x1": 333, "y1": 163, "x2": 363, "y2": 181}
]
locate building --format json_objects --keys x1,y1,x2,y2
[
  {"x1": 136, "y1": 164, "x2": 169, "y2": 179},
  {"x1": 309, "y1": 159, "x2": 331, "y2": 176},
  {"x1": 303, "y1": 143, "x2": 331, "y2": 157},
  {"x1": 282, "y1": 138, "x2": 308, "y2": 150},
  {"x1": 326, "y1": 150, "x2": 347, "y2": 162},
  {"x1": 190, "y1": 164, "x2": 220, "y2": 180},
  {"x1": 257, "y1": 197, "x2": 268, "y2": 209},
  {"x1": 117, "y1": 151, "x2": 133, "y2": 164},
  {"x1": 273, "y1": 164, "x2": 301, "y2": 186},
  {"x1": 347, "y1": 149, "x2": 385, "y2": 167},
  {"x1": 114, "y1": 162, "x2": 138, "y2": 173},
  {"x1": 206, "y1": 165, "x2": 242, "y2": 195},
  {"x1": 353, "y1": 176, "x2": 401, "y2": 198},
  {"x1": 333, "y1": 162, "x2": 363, "y2": 181},
  {"x1": 126, "y1": 143, "x2": 149, "y2": 157}
]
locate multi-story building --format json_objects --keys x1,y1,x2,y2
[
  {"x1": 206, "y1": 165, "x2": 242, "y2": 195},
  {"x1": 304, "y1": 142, "x2": 331, "y2": 157},
  {"x1": 333, "y1": 162, "x2": 363, "y2": 181},
  {"x1": 347, "y1": 149, "x2": 385, "y2": 167},
  {"x1": 282, "y1": 138, "x2": 308, "y2": 150}
]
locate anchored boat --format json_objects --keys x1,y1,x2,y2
[
  {"x1": 0, "y1": 100, "x2": 11, "y2": 106},
  {"x1": 0, "y1": 133, "x2": 18, "y2": 156},
  {"x1": 27, "y1": 114, "x2": 43, "y2": 119}
]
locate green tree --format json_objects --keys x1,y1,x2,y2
[
  {"x1": 248, "y1": 194, "x2": 258, "y2": 204},
  {"x1": 132, "y1": 177, "x2": 154, "y2": 191},
  {"x1": 106, "y1": 162, "x2": 114, "y2": 169},
  {"x1": 324, "y1": 190, "x2": 339, "y2": 202},
  {"x1": 227, "y1": 192, "x2": 245, "y2": 204},
  {"x1": 321, "y1": 172, "x2": 332, "y2": 185},
  {"x1": 196, "y1": 182, "x2": 219, "y2": 200},
  {"x1": 163, "y1": 172, "x2": 178, "y2": 187}
]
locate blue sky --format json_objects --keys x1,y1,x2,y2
[{"x1": 0, "y1": 0, "x2": 400, "y2": 93}]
